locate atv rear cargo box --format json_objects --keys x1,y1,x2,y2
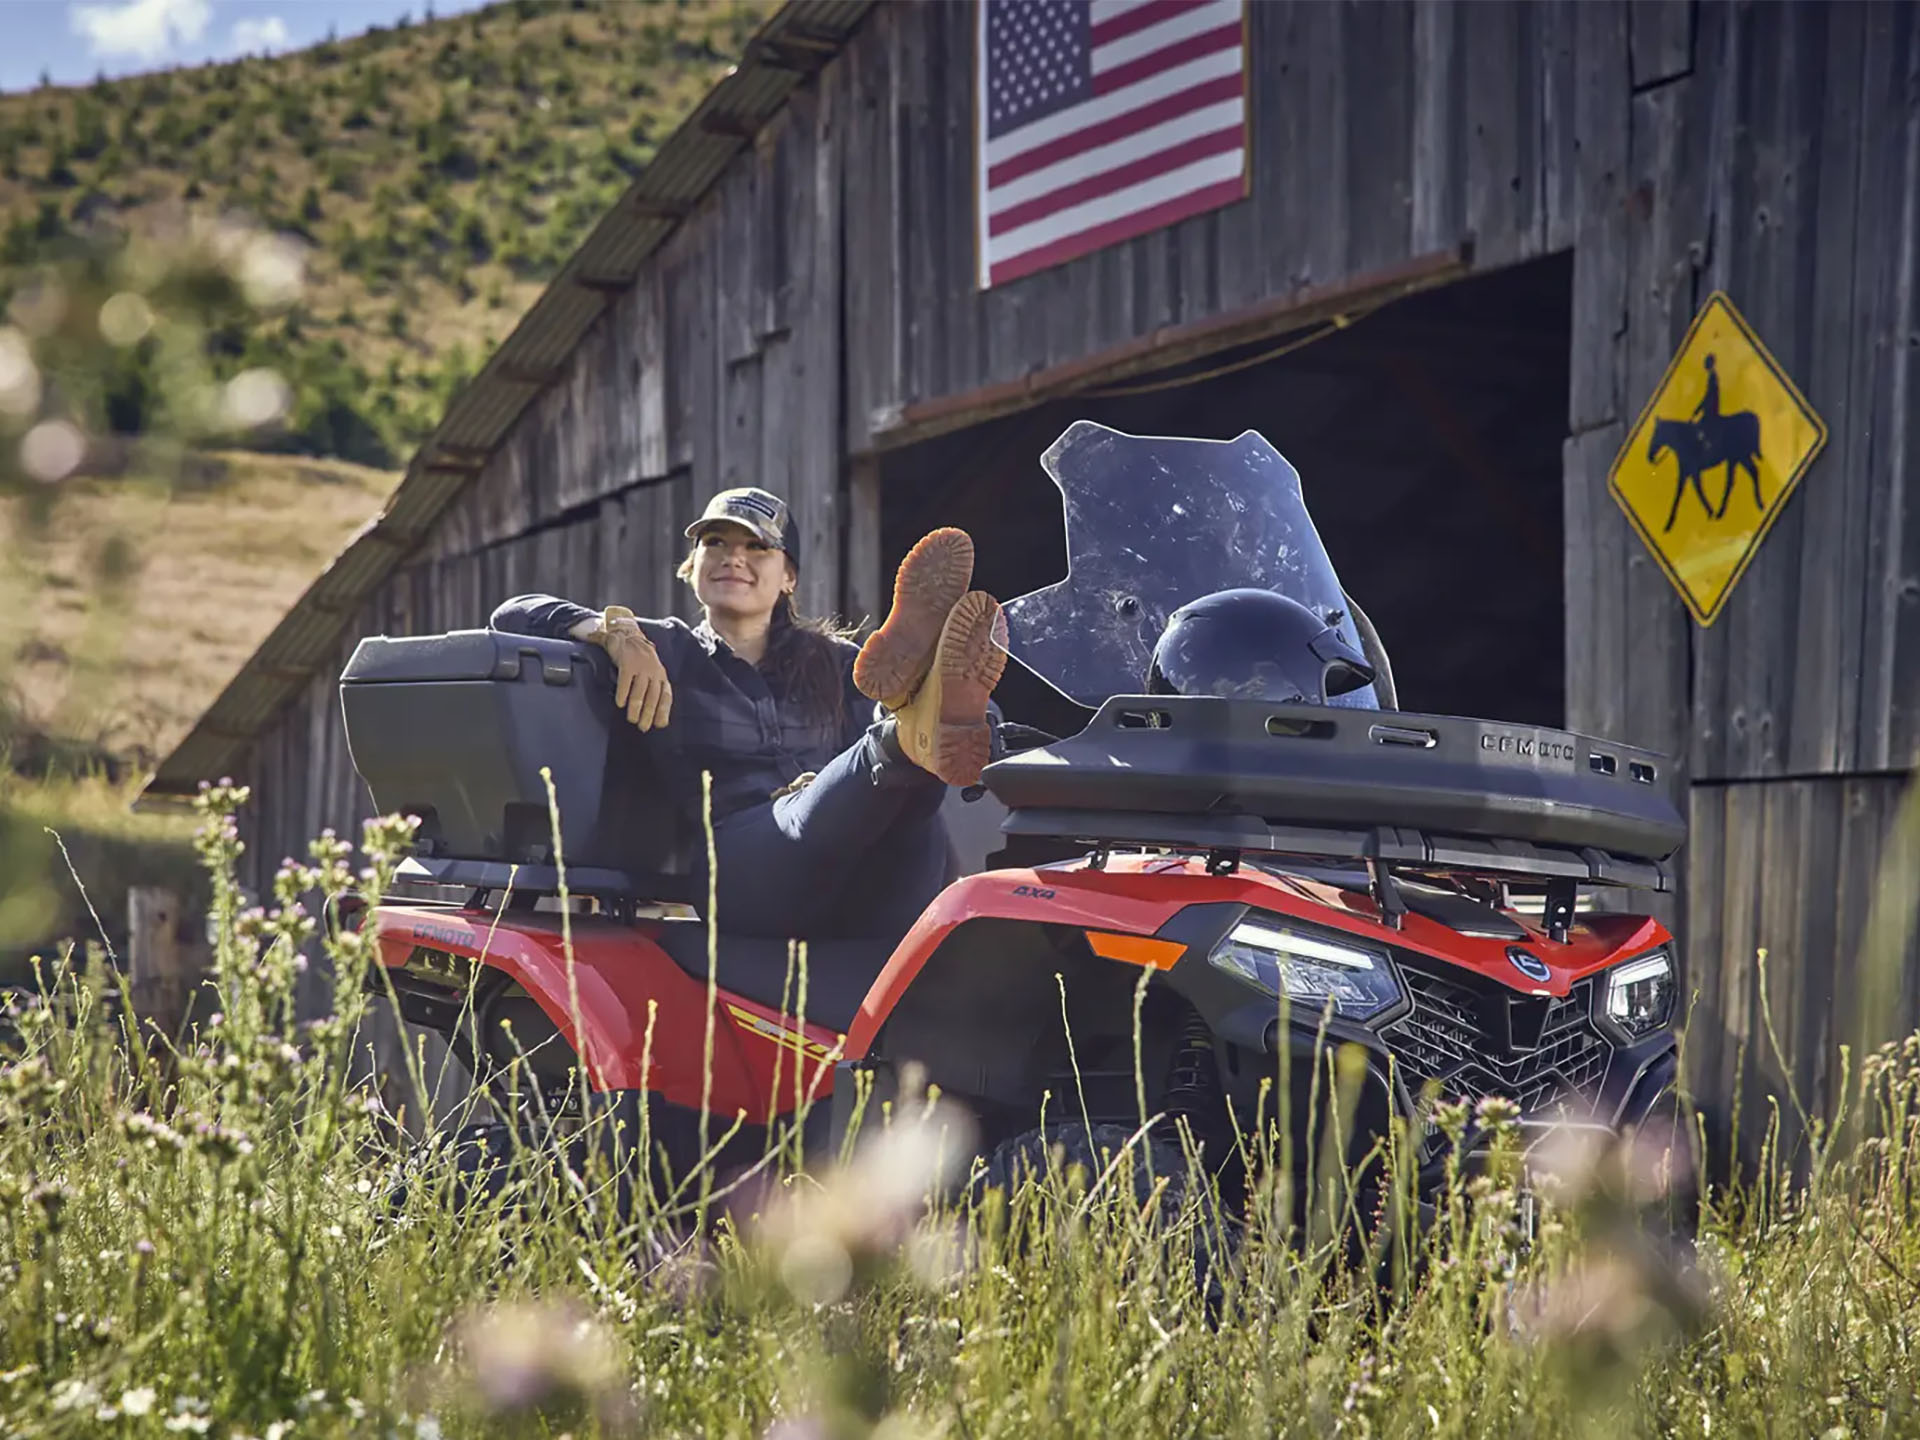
[{"x1": 339, "y1": 630, "x2": 693, "y2": 896}]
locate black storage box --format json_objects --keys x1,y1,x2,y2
[{"x1": 339, "y1": 630, "x2": 694, "y2": 896}]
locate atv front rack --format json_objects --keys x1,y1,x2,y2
[
  {"x1": 996, "y1": 808, "x2": 1673, "y2": 892},
  {"x1": 983, "y1": 695, "x2": 1684, "y2": 924}
]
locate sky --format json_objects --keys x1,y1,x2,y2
[{"x1": 0, "y1": 0, "x2": 495, "y2": 93}]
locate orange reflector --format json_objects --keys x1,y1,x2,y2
[{"x1": 1085, "y1": 930, "x2": 1186, "y2": 970}]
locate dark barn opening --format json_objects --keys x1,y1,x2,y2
[{"x1": 877, "y1": 254, "x2": 1574, "y2": 737}]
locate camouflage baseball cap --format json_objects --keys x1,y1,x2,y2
[{"x1": 685, "y1": 486, "x2": 798, "y2": 568}]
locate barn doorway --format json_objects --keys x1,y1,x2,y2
[{"x1": 874, "y1": 253, "x2": 1574, "y2": 742}]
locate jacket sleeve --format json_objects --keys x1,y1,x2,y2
[{"x1": 489, "y1": 593, "x2": 600, "y2": 639}]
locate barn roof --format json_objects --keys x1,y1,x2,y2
[{"x1": 138, "y1": 0, "x2": 873, "y2": 806}]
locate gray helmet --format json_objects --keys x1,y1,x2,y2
[{"x1": 1145, "y1": 588, "x2": 1375, "y2": 704}]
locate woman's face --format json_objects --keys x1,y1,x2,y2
[{"x1": 688, "y1": 524, "x2": 793, "y2": 622}]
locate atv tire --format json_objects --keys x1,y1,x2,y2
[
  {"x1": 976, "y1": 1122, "x2": 1195, "y2": 1213},
  {"x1": 973, "y1": 1122, "x2": 1241, "y2": 1311}
]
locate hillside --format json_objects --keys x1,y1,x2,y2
[
  {"x1": 0, "y1": 0, "x2": 781, "y2": 470},
  {"x1": 0, "y1": 0, "x2": 783, "y2": 777}
]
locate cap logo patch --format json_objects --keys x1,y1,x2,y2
[{"x1": 728, "y1": 491, "x2": 781, "y2": 522}]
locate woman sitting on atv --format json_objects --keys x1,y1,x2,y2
[{"x1": 490, "y1": 487, "x2": 1004, "y2": 942}]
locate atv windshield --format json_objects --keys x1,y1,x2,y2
[{"x1": 1002, "y1": 422, "x2": 1383, "y2": 709}]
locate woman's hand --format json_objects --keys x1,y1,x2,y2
[{"x1": 583, "y1": 605, "x2": 673, "y2": 730}]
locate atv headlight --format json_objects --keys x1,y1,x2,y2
[
  {"x1": 1208, "y1": 917, "x2": 1401, "y2": 1021},
  {"x1": 1604, "y1": 949, "x2": 1676, "y2": 1038}
]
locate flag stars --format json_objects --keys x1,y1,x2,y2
[{"x1": 985, "y1": 0, "x2": 1092, "y2": 137}]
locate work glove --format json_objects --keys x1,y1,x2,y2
[{"x1": 585, "y1": 604, "x2": 672, "y2": 731}]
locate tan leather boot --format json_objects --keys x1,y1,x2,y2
[
  {"x1": 891, "y1": 591, "x2": 1007, "y2": 787},
  {"x1": 853, "y1": 528, "x2": 975, "y2": 710}
]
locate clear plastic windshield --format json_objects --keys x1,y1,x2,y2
[{"x1": 1002, "y1": 422, "x2": 1382, "y2": 709}]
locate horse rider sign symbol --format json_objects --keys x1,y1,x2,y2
[{"x1": 1607, "y1": 292, "x2": 1827, "y2": 627}]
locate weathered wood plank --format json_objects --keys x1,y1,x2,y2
[
  {"x1": 1686, "y1": 773, "x2": 1920, "y2": 1165},
  {"x1": 1344, "y1": 0, "x2": 1413, "y2": 277},
  {"x1": 844, "y1": 454, "x2": 883, "y2": 630},
  {"x1": 1210, "y1": 0, "x2": 1265, "y2": 314},
  {"x1": 1562, "y1": 422, "x2": 1629, "y2": 741},
  {"x1": 756, "y1": 111, "x2": 791, "y2": 342},
  {"x1": 722, "y1": 349, "x2": 766, "y2": 495},
  {"x1": 635, "y1": 268, "x2": 668, "y2": 482},
  {"x1": 1784, "y1": 3, "x2": 1870, "y2": 779},
  {"x1": 1408, "y1": 0, "x2": 1464, "y2": 258},
  {"x1": 796, "y1": 65, "x2": 847, "y2": 623},
  {"x1": 659, "y1": 227, "x2": 696, "y2": 477},
  {"x1": 719, "y1": 160, "x2": 761, "y2": 367},
  {"x1": 1462, "y1": 1, "x2": 1535, "y2": 270},
  {"x1": 1856, "y1": 4, "x2": 1920, "y2": 770},
  {"x1": 909, "y1": 0, "x2": 951, "y2": 404},
  {"x1": 1679, "y1": 781, "x2": 1728, "y2": 1120},
  {"x1": 688, "y1": 195, "x2": 724, "y2": 503},
  {"x1": 1535, "y1": 0, "x2": 1578, "y2": 254},
  {"x1": 1629, "y1": 0, "x2": 1695, "y2": 90},
  {"x1": 1566, "y1": 1, "x2": 1631, "y2": 435},
  {"x1": 1301, "y1": 0, "x2": 1349, "y2": 291},
  {"x1": 930, "y1": 1, "x2": 985, "y2": 400},
  {"x1": 841, "y1": 5, "x2": 888, "y2": 450}
]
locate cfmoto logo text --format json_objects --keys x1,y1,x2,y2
[
  {"x1": 1507, "y1": 947, "x2": 1552, "y2": 983},
  {"x1": 1481, "y1": 732, "x2": 1576, "y2": 763}
]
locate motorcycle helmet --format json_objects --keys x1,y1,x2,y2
[{"x1": 1145, "y1": 588, "x2": 1376, "y2": 704}]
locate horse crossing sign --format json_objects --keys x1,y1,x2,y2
[{"x1": 1607, "y1": 292, "x2": 1827, "y2": 626}]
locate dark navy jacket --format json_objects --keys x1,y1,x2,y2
[{"x1": 490, "y1": 593, "x2": 871, "y2": 821}]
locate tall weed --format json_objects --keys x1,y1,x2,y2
[{"x1": 0, "y1": 785, "x2": 1918, "y2": 1437}]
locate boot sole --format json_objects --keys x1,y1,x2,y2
[
  {"x1": 920, "y1": 592, "x2": 1008, "y2": 787},
  {"x1": 853, "y1": 528, "x2": 975, "y2": 708}
]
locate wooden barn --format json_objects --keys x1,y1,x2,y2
[{"x1": 142, "y1": 0, "x2": 1920, "y2": 1138}]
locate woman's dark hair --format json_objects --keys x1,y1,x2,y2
[{"x1": 763, "y1": 594, "x2": 860, "y2": 729}]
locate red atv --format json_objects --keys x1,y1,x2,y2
[{"x1": 346, "y1": 423, "x2": 1685, "y2": 1215}]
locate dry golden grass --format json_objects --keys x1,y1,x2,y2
[{"x1": 1, "y1": 452, "x2": 398, "y2": 769}]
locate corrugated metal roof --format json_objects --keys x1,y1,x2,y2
[{"x1": 139, "y1": 0, "x2": 874, "y2": 806}]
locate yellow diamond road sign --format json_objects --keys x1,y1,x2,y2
[{"x1": 1608, "y1": 291, "x2": 1828, "y2": 626}]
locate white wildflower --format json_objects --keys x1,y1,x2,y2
[
  {"x1": 51, "y1": 1378, "x2": 101, "y2": 1413},
  {"x1": 121, "y1": 1387, "x2": 158, "y2": 1416}
]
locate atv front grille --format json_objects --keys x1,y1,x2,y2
[{"x1": 1379, "y1": 965, "x2": 1612, "y2": 1119}]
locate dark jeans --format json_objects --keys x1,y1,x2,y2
[{"x1": 699, "y1": 723, "x2": 956, "y2": 941}]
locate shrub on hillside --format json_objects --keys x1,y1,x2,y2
[{"x1": 42, "y1": 139, "x2": 77, "y2": 188}]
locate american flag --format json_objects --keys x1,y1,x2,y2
[{"x1": 975, "y1": 0, "x2": 1249, "y2": 289}]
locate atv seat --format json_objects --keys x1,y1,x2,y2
[{"x1": 652, "y1": 923, "x2": 896, "y2": 1034}]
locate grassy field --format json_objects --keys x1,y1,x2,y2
[
  {"x1": 1, "y1": 451, "x2": 398, "y2": 773},
  {"x1": 0, "y1": 793, "x2": 1917, "y2": 1438}
]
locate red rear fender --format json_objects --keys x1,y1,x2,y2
[{"x1": 374, "y1": 907, "x2": 837, "y2": 1119}]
